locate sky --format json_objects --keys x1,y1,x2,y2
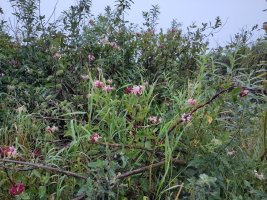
[{"x1": 1, "y1": 0, "x2": 266, "y2": 47}]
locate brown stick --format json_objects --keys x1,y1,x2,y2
[
  {"x1": 116, "y1": 159, "x2": 186, "y2": 180},
  {"x1": 0, "y1": 159, "x2": 87, "y2": 180}
]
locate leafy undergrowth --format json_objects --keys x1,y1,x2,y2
[{"x1": 0, "y1": 0, "x2": 267, "y2": 199}]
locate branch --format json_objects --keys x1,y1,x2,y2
[
  {"x1": 116, "y1": 159, "x2": 186, "y2": 180},
  {"x1": 168, "y1": 85, "x2": 235, "y2": 134},
  {"x1": 0, "y1": 159, "x2": 87, "y2": 180}
]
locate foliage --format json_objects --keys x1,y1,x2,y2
[{"x1": 0, "y1": 0, "x2": 266, "y2": 199}]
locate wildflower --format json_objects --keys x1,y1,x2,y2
[
  {"x1": 106, "y1": 79, "x2": 113, "y2": 84},
  {"x1": 9, "y1": 181, "x2": 25, "y2": 196},
  {"x1": 103, "y1": 85, "x2": 114, "y2": 92},
  {"x1": 254, "y1": 170, "x2": 265, "y2": 180},
  {"x1": 148, "y1": 116, "x2": 162, "y2": 124},
  {"x1": 124, "y1": 84, "x2": 145, "y2": 95},
  {"x1": 109, "y1": 41, "x2": 120, "y2": 50},
  {"x1": 46, "y1": 125, "x2": 59, "y2": 133},
  {"x1": 239, "y1": 89, "x2": 249, "y2": 97},
  {"x1": 181, "y1": 113, "x2": 192, "y2": 123},
  {"x1": 100, "y1": 37, "x2": 109, "y2": 45},
  {"x1": 124, "y1": 86, "x2": 133, "y2": 94},
  {"x1": 7, "y1": 146, "x2": 17, "y2": 158},
  {"x1": 0, "y1": 147, "x2": 7, "y2": 157},
  {"x1": 81, "y1": 75, "x2": 89, "y2": 80},
  {"x1": 93, "y1": 80, "x2": 104, "y2": 88},
  {"x1": 88, "y1": 54, "x2": 95, "y2": 61},
  {"x1": 187, "y1": 98, "x2": 197, "y2": 106},
  {"x1": 227, "y1": 149, "x2": 236, "y2": 156},
  {"x1": 53, "y1": 52, "x2": 61, "y2": 59},
  {"x1": 0, "y1": 73, "x2": 4, "y2": 77},
  {"x1": 89, "y1": 133, "x2": 101, "y2": 143}
]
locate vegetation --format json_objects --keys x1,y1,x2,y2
[{"x1": 0, "y1": 0, "x2": 266, "y2": 199}]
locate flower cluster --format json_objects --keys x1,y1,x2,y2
[
  {"x1": 88, "y1": 54, "x2": 95, "y2": 61},
  {"x1": 148, "y1": 116, "x2": 162, "y2": 124},
  {"x1": 124, "y1": 85, "x2": 144, "y2": 96},
  {"x1": 9, "y1": 182, "x2": 24, "y2": 196},
  {"x1": 239, "y1": 89, "x2": 249, "y2": 97},
  {"x1": 181, "y1": 113, "x2": 192, "y2": 123},
  {"x1": 46, "y1": 125, "x2": 59, "y2": 133},
  {"x1": 100, "y1": 38, "x2": 120, "y2": 50},
  {"x1": 93, "y1": 80, "x2": 114, "y2": 93},
  {"x1": 0, "y1": 146, "x2": 17, "y2": 158},
  {"x1": 187, "y1": 98, "x2": 197, "y2": 106},
  {"x1": 89, "y1": 133, "x2": 101, "y2": 143}
]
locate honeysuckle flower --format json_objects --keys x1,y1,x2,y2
[
  {"x1": 254, "y1": 170, "x2": 265, "y2": 180},
  {"x1": 93, "y1": 80, "x2": 104, "y2": 88},
  {"x1": 103, "y1": 85, "x2": 114, "y2": 92},
  {"x1": 187, "y1": 98, "x2": 197, "y2": 106},
  {"x1": 88, "y1": 54, "x2": 95, "y2": 61},
  {"x1": 148, "y1": 116, "x2": 162, "y2": 124},
  {"x1": 46, "y1": 125, "x2": 59, "y2": 133},
  {"x1": 181, "y1": 113, "x2": 192, "y2": 123},
  {"x1": 227, "y1": 149, "x2": 236, "y2": 156},
  {"x1": 89, "y1": 133, "x2": 101, "y2": 143},
  {"x1": 9, "y1": 181, "x2": 25, "y2": 196},
  {"x1": 81, "y1": 75, "x2": 89, "y2": 80},
  {"x1": 106, "y1": 79, "x2": 113, "y2": 84},
  {"x1": 239, "y1": 89, "x2": 249, "y2": 97}
]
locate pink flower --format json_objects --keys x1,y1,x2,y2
[
  {"x1": 93, "y1": 80, "x2": 104, "y2": 88},
  {"x1": 9, "y1": 181, "x2": 25, "y2": 196},
  {"x1": 187, "y1": 98, "x2": 197, "y2": 106},
  {"x1": 7, "y1": 146, "x2": 17, "y2": 158},
  {"x1": 148, "y1": 116, "x2": 162, "y2": 124},
  {"x1": 89, "y1": 133, "x2": 101, "y2": 143},
  {"x1": 88, "y1": 54, "x2": 95, "y2": 61},
  {"x1": 46, "y1": 125, "x2": 59, "y2": 133},
  {"x1": 0, "y1": 147, "x2": 7, "y2": 157},
  {"x1": 181, "y1": 113, "x2": 192, "y2": 123},
  {"x1": 239, "y1": 89, "x2": 249, "y2": 97},
  {"x1": 124, "y1": 85, "x2": 145, "y2": 96},
  {"x1": 124, "y1": 86, "x2": 133, "y2": 94},
  {"x1": 106, "y1": 79, "x2": 113, "y2": 84},
  {"x1": 103, "y1": 85, "x2": 114, "y2": 92},
  {"x1": 109, "y1": 42, "x2": 120, "y2": 50}
]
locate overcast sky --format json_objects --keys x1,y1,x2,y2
[{"x1": 1, "y1": 0, "x2": 266, "y2": 47}]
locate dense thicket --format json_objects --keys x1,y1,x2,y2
[{"x1": 0, "y1": 1, "x2": 266, "y2": 199}]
